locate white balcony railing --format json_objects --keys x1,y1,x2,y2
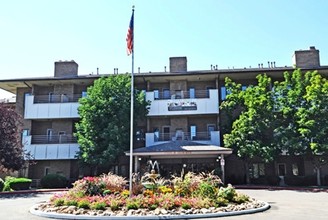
[
  {"x1": 24, "y1": 95, "x2": 80, "y2": 119},
  {"x1": 22, "y1": 135, "x2": 79, "y2": 160},
  {"x1": 145, "y1": 131, "x2": 220, "y2": 147},
  {"x1": 146, "y1": 89, "x2": 219, "y2": 116}
]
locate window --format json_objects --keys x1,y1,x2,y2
[
  {"x1": 163, "y1": 89, "x2": 170, "y2": 99},
  {"x1": 206, "y1": 87, "x2": 214, "y2": 97},
  {"x1": 251, "y1": 163, "x2": 265, "y2": 178},
  {"x1": 292, "y1": 164, "x2": 299, "y2": 176},
  {"x1": 22, "y1": 129, "x2": 29, "y2": 136},
  {"x1": 82, "y1": 91, "x2": 87, "y2": 97},
  {"x1": 154, "y1": 90, "x2": 159, "y2": 100},
  {"x1": 189, "y1": 88, "x2": 195, "y2": 99},
  {"x1": 24, "y1": 92, "x2": 31, "y2": 107},
  {"x1": 221, "y1": 87, "x2": 227, "y2": 100},
  {"x1": 44, "y1": 167, "x2": 50, "y2": 176},
  {"x1": 190, "y1": 125, "x2": 196, "y2": 140}
]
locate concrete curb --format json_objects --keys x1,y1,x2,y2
[
  {"x1": 0, "y1": 188, "x2": 68, "y2": 196},
  {"x1": 29, "y1": 201, "x2": 270, "y2": 220},
  {"x1": 235, "y1": 185, "x2": 328, "y2": 192}
]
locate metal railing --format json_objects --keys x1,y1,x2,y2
[
  {"x1": 153, "y1": 90, "x2": 212, "y2": 100},
  {"x1": 33, "y1": 94, "x2": 83, "y2": 103},
  {"x1": 154, "y1": 131, "x2": 212, "y2": 142},
  {"x1": 31, "y1": 135, "x2": 77, "y2": 144}
]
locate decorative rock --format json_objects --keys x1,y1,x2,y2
[
  {"x1": 160, "y1": 208, "x2": 168, "y2": 214},
  {"x1": 127, "y1": 210, "x2": 134, "y2": 216},
  {"x1": 200, "y1": 208, "x2": 210, "y2": 214},
  {"x1": 154, "y1": 208, "x2": 161, "y2": 215}
]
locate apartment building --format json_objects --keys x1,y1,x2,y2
[{"x1": 0, "y1": 46, "x2": 327, "y2": 185}]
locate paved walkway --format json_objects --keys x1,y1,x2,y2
[{"x1": 0, "y1": 189, "x2": 327, "y2": 220}]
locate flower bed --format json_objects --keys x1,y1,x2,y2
[{"x1": 34, "y1": 172, "x2": 266, "y2": 217}]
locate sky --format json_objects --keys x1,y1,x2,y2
[{"x1": 1, "y1": 0, "x2": 328, "y2": 98}]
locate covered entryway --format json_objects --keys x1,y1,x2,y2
[{"x1": 126, "y1": 141, "x2": 232, "y2": 183}]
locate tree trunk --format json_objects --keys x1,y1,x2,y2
[{"x1": 315, "y1": 167, "x2": 321, "y2": 186}]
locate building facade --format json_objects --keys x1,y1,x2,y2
[{"x1": 0, "y1": 47, "x2": 327, "y2": 185}]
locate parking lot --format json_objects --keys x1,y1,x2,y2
[{"x1": 0, "y1": 189, "x2": 327, "y2": 220}]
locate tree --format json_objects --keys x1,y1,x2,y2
[
  {"x1": 274, "y1": 69, "x2": 328, "y2": 185},
  {"x1": 75, "y1": 74, "x2": 149, "y2": 174},
  {"x1": 0, "y1": 104, "x2": 25, "y2": 172},
  {"x1": 221, "y1": 74, "x2": 279, "y2": 184}
]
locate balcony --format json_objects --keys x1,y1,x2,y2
[
  {"x1": 146, "y1": 89, "x2": 219, "y2": 116},
  {"x1": 22, "y1": 135, "x2": 79, "y2": 160},
  {"x1": 31, "y1": 135, "x2": 77, "y2": 144},
  {"x1": 24, "y1": 94, "x2": 81, "y2": 119},
  {"x1": 145, "y1": 131, "x2": 220, "y2": 147}
]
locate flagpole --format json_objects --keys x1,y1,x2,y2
[{"x1": 129, "y1": 5, "x2": 135, "y2": 197}]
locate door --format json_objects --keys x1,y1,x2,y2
[
  {"x1": 47, "y1": 129, "x2": 53, "y2": 143},
  {"x1": 207, "y1": 124, "x2": 215, "y2": 139},
  {"x1": 277, "y1": 163, "x2": 286, "y2": 176},
  {"x1": 189, "y1": 88, "x2": 195, "y2": 99},
  {"x1": 163, "y1": 126, "x2": 170, "y2": 141}
]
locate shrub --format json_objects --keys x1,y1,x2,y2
[
  {"x1": 0, "y1": 178, "x2": 4, "y2": 192},
  {"x1": 77, "y1": 199, "x2": 90, "y2": 209},
  {"x1": 90, "y1": 201, "x2": 106, "y2": 210},
  {"x1": 71, "y1": 176, "x2": 105, "y2": 196},
  {"x1": 53, "y1": 198, "x2": 65, "y2": 207},
  {"x1": 64, "y1": 199, "x2": 78, "y2": 206},
  {"x1": 218, "y1": 184, "x2": 237, "y2": 202},
  {"x1": 216, "y1": 197, "x2": 229, "y2": 206},
  {"x1": 196, "y1": 182, "x2": 217, "y2": 199},
  {"x1": 181, "y1": 203, "x2": 191, "y2": 209},
  {"x1": 232, "y1": 193, "x2": 250, "y2": 204},
  {"x1": 3, "y1": 176, "x2": 32, "y2": 191},
  {"x1": 126, "y1": 196, "x2": 142, "y2": 210},
  {"x1": 41, "y1": 174, "x2": 67, "y2": 189}
]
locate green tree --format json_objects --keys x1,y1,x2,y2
[
  {"x1": 221, "y1": 74, "x2": 279, "y2": 184},
  {"x1": 274, "y1": 69, "x2": 328, "y2": 185},
  {"x1": 75, "y1": 74, "x2": 149, "y2": 174},
  {"x1": 0, "y1": 104, "x2": 25, "y2": 172}
]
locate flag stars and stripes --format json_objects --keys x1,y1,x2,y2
[{"x1": 126, "y1": 10, "x2": 134, "y2": 56}]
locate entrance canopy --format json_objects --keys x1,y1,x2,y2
[{"x1": 125, "y1": 141, "x2": 232, "y2": 159}]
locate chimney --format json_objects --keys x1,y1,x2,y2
[
  {"x1": 54, "y1": 60, "x2": 78, "y2": 77},
  {"x1": 169, "y1": 57, "x2": 187, "y2": 72},
  {"x1": 292, "y1": 46, "x2": 320, "y2": 68}
]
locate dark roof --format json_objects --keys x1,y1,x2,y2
[{"x1": 132, "y1": 141, "x2": 231, "y2": 153}]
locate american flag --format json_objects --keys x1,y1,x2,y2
[{"x1": 126, "y1": 11, "x2": 134, "y2": 56}]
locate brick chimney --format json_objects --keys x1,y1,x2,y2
[
  {"x1": 54, "y1": 60, "x2": 78, "y2": 77},
  {"x1": 169, "y1": 57, "x2": 187, "y2": 72},
  {"x1": 292, "y1": 46, "x2": 320, "y2": 68}
]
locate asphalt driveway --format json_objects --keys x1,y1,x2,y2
[{"x1": 0, "y1": 189, "x2": 327, "y2": 220}]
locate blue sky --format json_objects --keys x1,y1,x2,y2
[{"x1": 1, "y1": 0, "x2": 328, "y2": 98}]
